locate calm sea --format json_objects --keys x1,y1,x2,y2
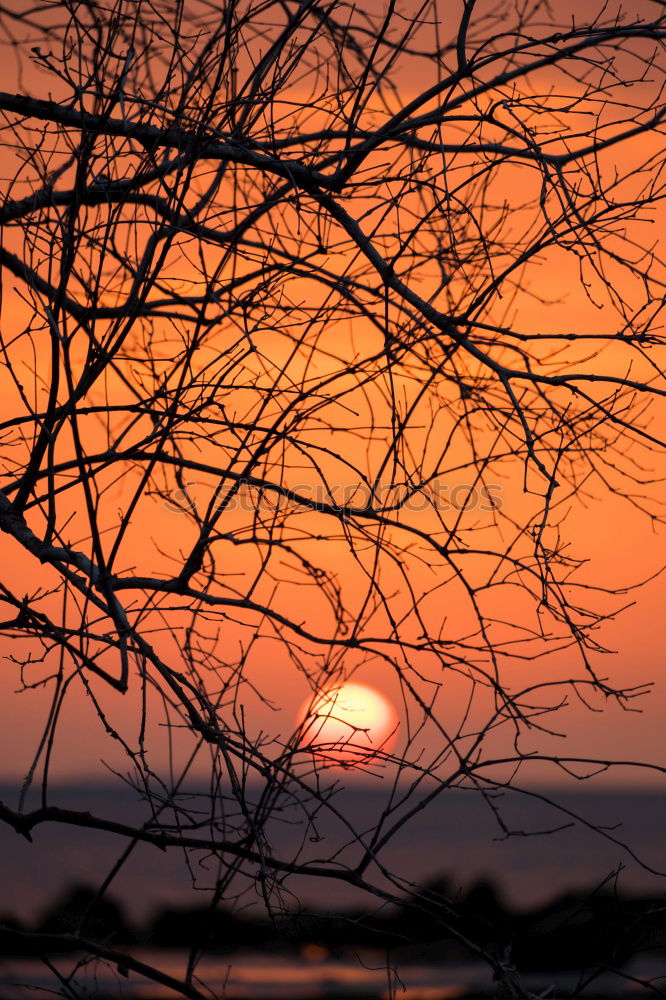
[
  {"x1": 3, "y1": 950, "x2": 666, "y2": 999},
  {"x1": 0, "y1": 783, "x2": 664, "y2": 922}
]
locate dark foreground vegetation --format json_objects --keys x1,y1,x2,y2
[{"x1": 1, "y1": 876, "x2": 664, "y2": 976}]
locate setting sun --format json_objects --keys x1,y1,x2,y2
[{"x1": 298, "y1": 683, "x2": 398, "y2": 761}]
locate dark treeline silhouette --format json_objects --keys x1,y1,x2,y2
[{"x1": 2, "y1": 877, "x2": 665, "y2": 977}]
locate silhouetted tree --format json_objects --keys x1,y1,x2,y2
[{"x1": 0, "y1": 0, "x2": 665, "y2": 997}]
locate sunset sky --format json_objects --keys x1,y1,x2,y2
[{"x1": 0, "y1": 0, "x2": 664, "y2": 794}]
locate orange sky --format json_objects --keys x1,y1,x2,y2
[{"x1": 0, "y1": 0, "x2": 664, "y2": 790}]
